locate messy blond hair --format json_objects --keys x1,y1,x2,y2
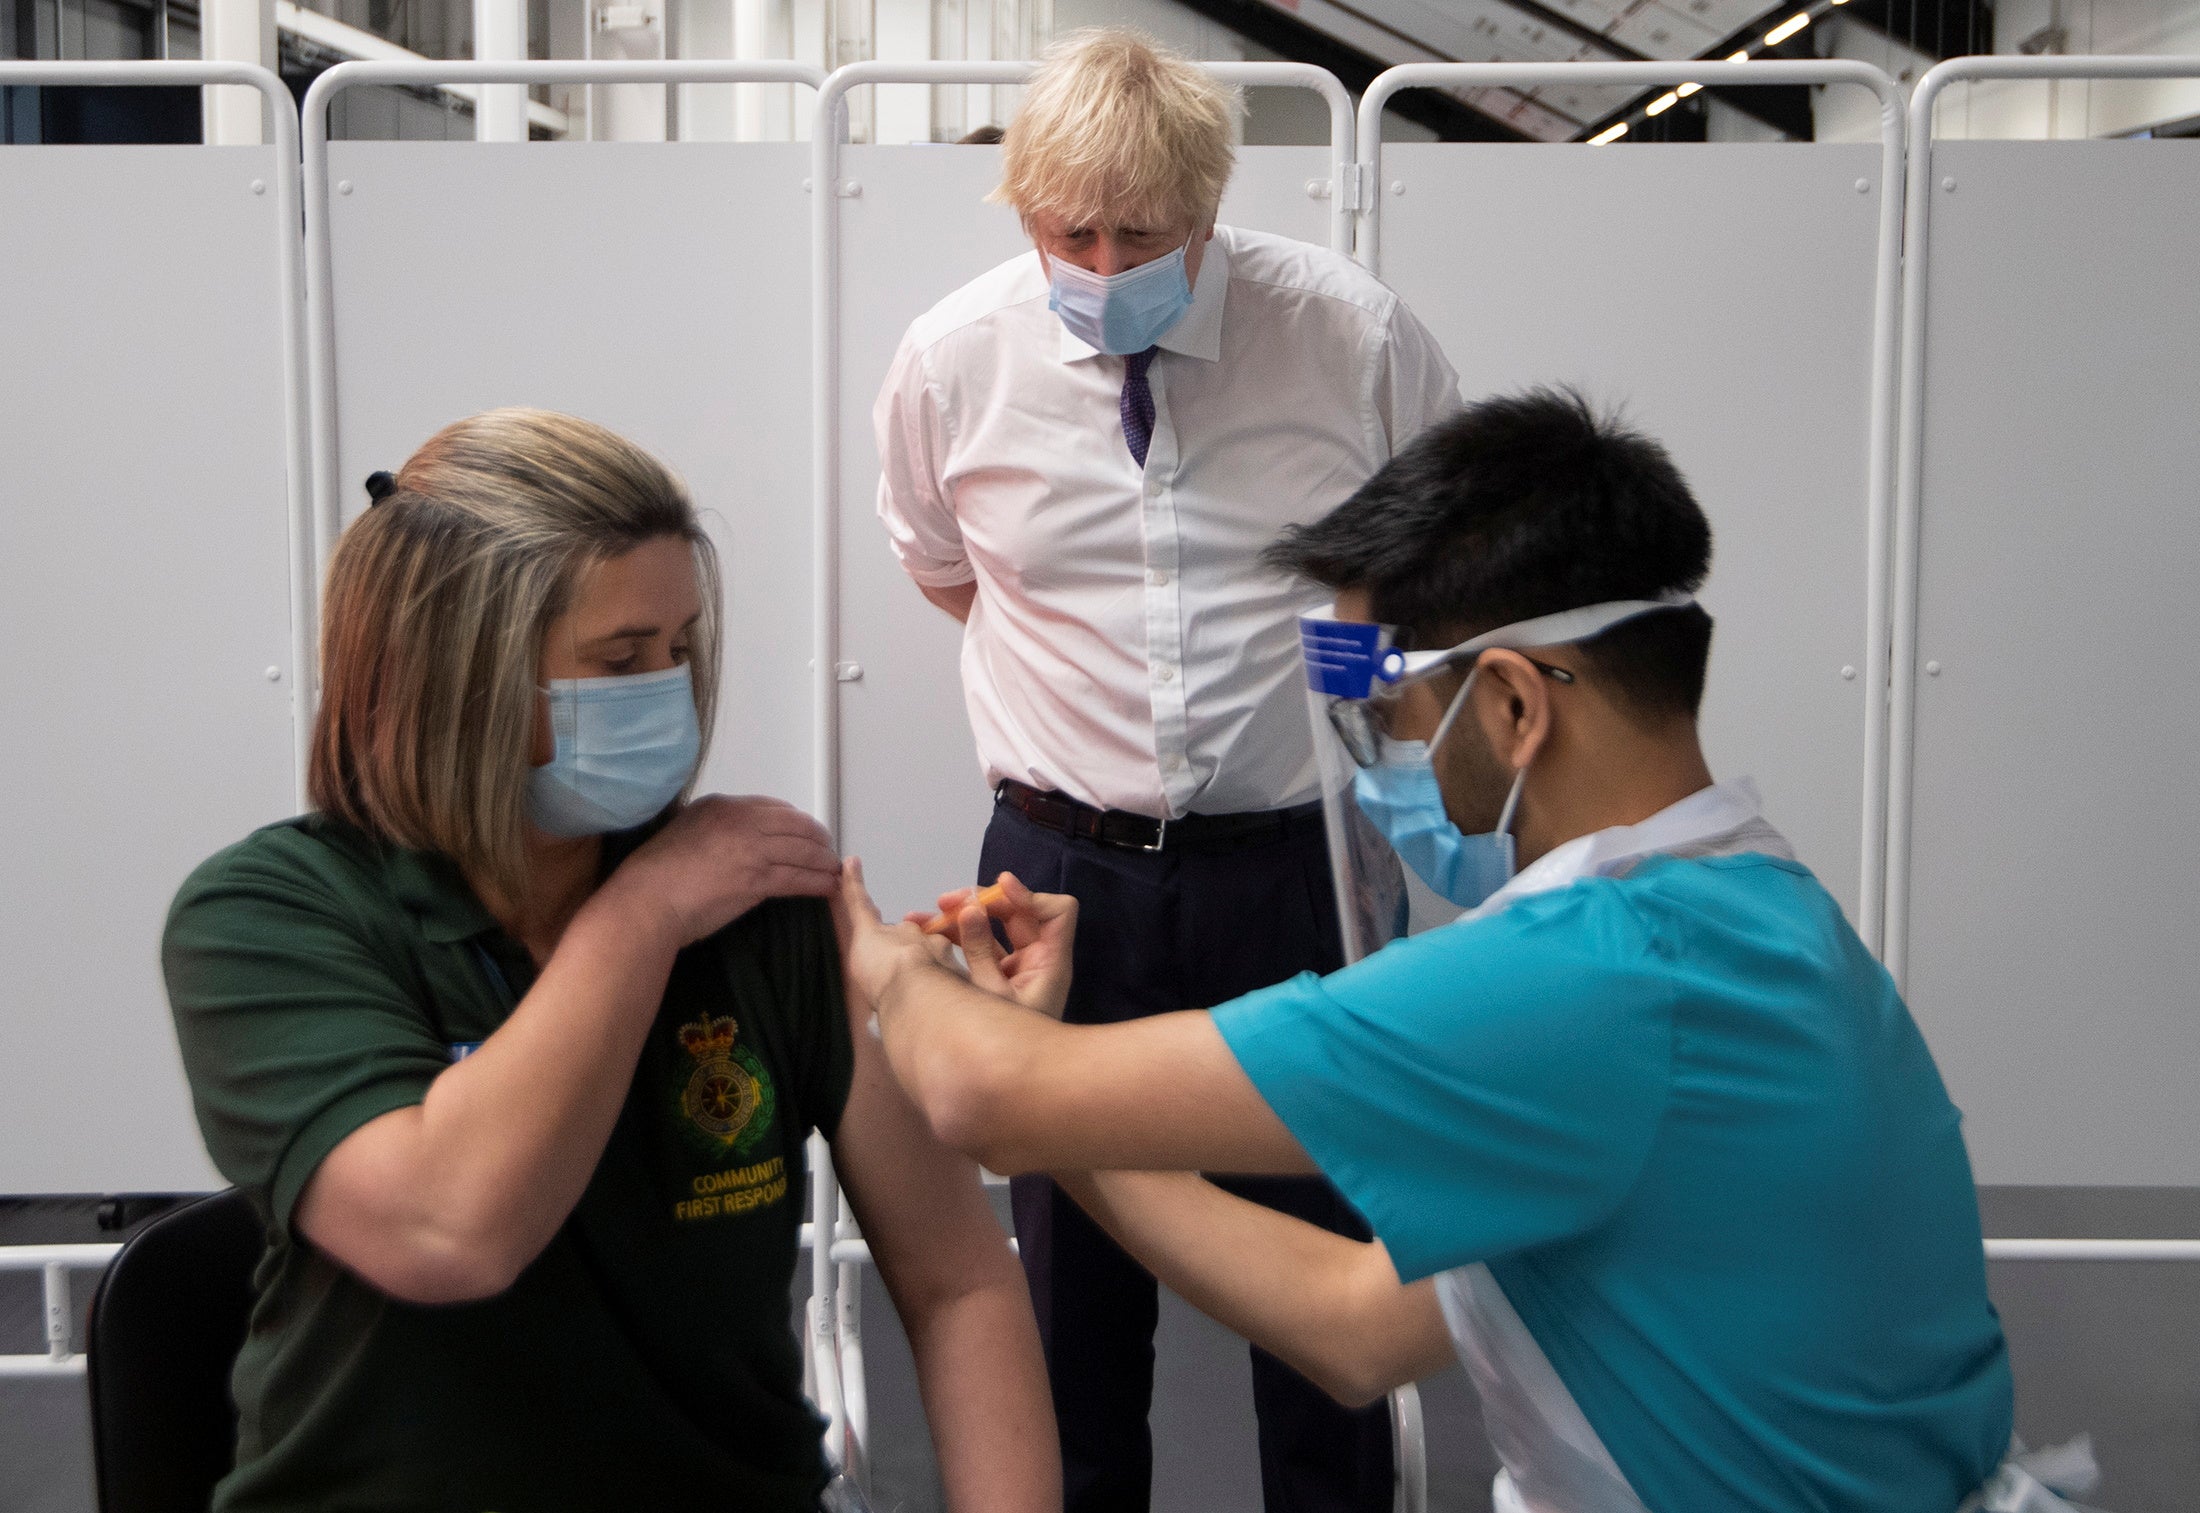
[
  {"x1": 309, "y1": 409, "x2": 720, "y2": 901},
  {"x1": 994, "y1": 28, "x2": 1241, "y2": 233}
]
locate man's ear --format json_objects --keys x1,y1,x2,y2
[{"x1": 1470, "y1": 650, "x2": 1554, "y2": 773}]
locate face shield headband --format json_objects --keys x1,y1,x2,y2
[
  {"x1": 1298, "y1": 591, "x2": 1698, "y2": 926},
  {"x1": 1300, "y1": 591, "x2": 1700, "y2": 770}
]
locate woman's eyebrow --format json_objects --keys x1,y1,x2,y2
[{"x1": 583, "y1": 610, "x2": 701, "y2": 644}]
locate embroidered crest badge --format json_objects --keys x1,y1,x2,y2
[{"x1": 675, "y1": 1012, "x2": 775, "y2": 1155}]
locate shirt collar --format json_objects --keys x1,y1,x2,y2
[
  {"x1": 1056, "y1": 230, "x2": 1230, "y2": 366},
  {"x1": 384, "y1": 845, "x2": 501, "y2": 944},
  {"x1": 1464, "y1": 777, "x2": 1790, "y2": 922}
]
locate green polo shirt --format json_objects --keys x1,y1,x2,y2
[{"x1": 161, "y1": 813, "x2": 853, "y2": 1513}]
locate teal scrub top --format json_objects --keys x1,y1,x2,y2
[{"x1": 1213, "y1": 852, "x2": 2014, "y2": 1513}]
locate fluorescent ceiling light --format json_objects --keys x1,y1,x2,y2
[
  {"x1": 1588, "y1": 122, "x2": 1630, "y2": 144},
  {"x1": 1763, "y1": 11, "x2": 1811, "y2": 45},
  {"x1": 1646, "y1": 91, "x2": 1679, "y2": 115},
  {"x1": 1727, "y1": 49, "x2": 1751, "y2": 62},
  {"x1": 1676, "y1": 81, "x2": 1702, "y2": 97}
]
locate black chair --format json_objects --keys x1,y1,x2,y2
[{"x1": 85, "y1": 1188, "x2": 262, "y2": 1513}]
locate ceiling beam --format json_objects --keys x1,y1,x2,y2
[
  {"x1": 1169, "y1": 0, "x2": 1532, "y2": 142},
  {"x1": 1279, "y1": 0, "x2": 1805, "y2": 142},
  {"x1": 1836, "y1": 0, "x2": 1993, "y2": 64},
  {"x1": 1569, "y1": 0, "x2": 1831, "y2": 142}
]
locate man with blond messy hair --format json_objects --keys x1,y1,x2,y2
[{"x1": 873, "y1": 28, "x2": 1459, "y2": 1512}]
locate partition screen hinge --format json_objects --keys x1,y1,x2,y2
[{"x1": 1334, "y1": 162, "x2": 1375, "y2": 212}]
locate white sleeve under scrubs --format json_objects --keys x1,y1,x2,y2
[{"x1": 1211, "y1": 850, "x2": 2015, "y2": 1513}]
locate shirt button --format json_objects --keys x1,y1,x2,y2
[
  {"x1": 1157, "y1": 664, "x2": 1177, "y2": 683},
  {"x1": 1149, "y1": 569, "x2": 1171, "y2": 588}
]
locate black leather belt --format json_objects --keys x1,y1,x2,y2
[{"x1": 995, "y1": 779, "x2": 1322, "y2": 854}]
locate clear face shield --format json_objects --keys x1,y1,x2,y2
[{"x1": 1298, "y1": 594, "x2": 1697, "y2": 964}]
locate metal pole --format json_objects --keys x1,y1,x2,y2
[
  {"x1": 1201, "y1": 59, "x2": 1357, "y2": 256},
  {"x1": 1884, "y1": 54, "x2": 2200, "y2": 989},
  {"x1": 473, "y1": 0, "x2": 528, "y2": 141},
  {"x1": 200, "y1": 0, "x2": 265, "y2": 143},
  {"x1": 1986, "y1": 1238, "x2": 2200, "y2": 1262},
  {"x1": 1357, "y1": 60, "x2": 1905, "y2": 955},
  {"x1": 43, "y1": 1262, "x2": 70, "y2": 1362}
]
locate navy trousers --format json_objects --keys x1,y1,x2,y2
[{"x1": 980, "y1": 800, "x2": 1396, "y2": 1513}]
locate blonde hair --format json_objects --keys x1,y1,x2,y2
[
  {"x1": 994, "y1": 28, "x2": 1241, "y2": 233},
  {"x1": 309, "y1": 408, "x2": 720, "y2": 901}
]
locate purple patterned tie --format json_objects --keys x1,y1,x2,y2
[{"x1": 1120, "y1": 346, "x2": 1158, "y2": 468}]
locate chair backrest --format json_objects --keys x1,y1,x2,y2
[{"x1": 85, "y1": 1188, "x2": 263, "y2": 1513}]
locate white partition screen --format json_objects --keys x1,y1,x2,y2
[
  {"x1": 324, "y1": 141, "x2": 816, "y2": 804},
  {"x1": 1375, "y1": 141, "x2": 1887, "y2": 920},
  {"x1": 1900, "y1": 141, "x2": 2200, "y2": 1186},
  {"x1": 832, "y1": 144, "x2": 1336, "y2": 918},
  {"x1": 0, "y1": 143, "x2": 297, "y2": 1193}
]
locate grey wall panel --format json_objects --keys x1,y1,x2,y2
[
  {"x1": 1377, "y1": 142, "x2": 1886, "y2": 924},
  {"x1": 0, "y1": 145, "x2": 295, "y2": 1194},
  {"x1": 833, "y1": 146, "x2": 1027, "y2": 920},
  {"x1": 833, "y1": 144, "x2": 1334, "y2": 920},
  {"x1": 326, "y1": 141, "x2": 815, "y2": 809},
  {"x1": 1905, "y1": 141, "x2": 2200, "y2": 1186}
]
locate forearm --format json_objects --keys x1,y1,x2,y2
[
  {"x1": 876, "y1": 962, "x2": 1311, "y2": 1175},
  {"x1": 421, "y1": 902, "x2": 677, "y2": 1256},
  {"x1": 900, "y1": 1263, "x2": 1061, "y2": 1512},
  {"x1": 1058, "y1": 1169, "x2": 1452, "y2": 1408},
  {"x1": 300, "y1": 895, "x2": 677, "y2": 1298}
]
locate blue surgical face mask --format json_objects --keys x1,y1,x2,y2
[
  {"x1": 527, "y1": 663, "x2": 702, "y2": 838},
  {"x1": 1046, "y1": 235, "x2": 1197, "y2": 355},
  {"x1": 1351, "y1": 670, "x2": 1528, "y2": 909}
]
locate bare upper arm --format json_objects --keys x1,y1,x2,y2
[{"x1": 832, "y1": 1016, "x2": 1019, "y2": 1318}]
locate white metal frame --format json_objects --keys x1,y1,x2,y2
[
  {"x1": 293, "y1": 50, "x2": 859, "y2": 1464},
  {"x1": 1884, "y1": 54, "x2": 2200, "y2": 988},
  {"x1": 1357, "y1": 61, "x2": 1907, "y2": 959},
  {"x1": 0, "y1": 1244, "x2": 121, "y2": 1380},
  {"x1": 806, "y1": 55, "x2": 1356, "y2": 871},
  {"x1": 804, "y1": 58, "x2": 1361, "y2": 1498},
  {"x1": 0, "y1": 60, "x2": 315, "y2": 809},
  {"x1": 297, "y1": 58, "x2": 829, "y2": 581},
  {"x1": 1877, "y1": 52, "x2": 2200, "y2": 1290}
]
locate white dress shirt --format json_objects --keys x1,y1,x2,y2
[{"x1": 874, "y1": 225, "x2": 1460, "y2": 819}]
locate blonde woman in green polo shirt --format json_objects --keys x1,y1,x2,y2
[{"x1": 161, "y1": 409, "x2": 1058, "y2": 1513}]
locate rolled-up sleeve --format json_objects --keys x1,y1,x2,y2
[
  {"x1": 873, "y1": 333, "x2": 975, "y2": 589},
  {"x1": 1372, "y1": 296, "x2": 1463, "y2": 454}
]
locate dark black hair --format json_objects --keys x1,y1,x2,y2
[{"x1": 1265, "y1": 386, "x2": 1715, "y2": 722}]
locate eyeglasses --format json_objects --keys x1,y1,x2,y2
[{"x1": 1326, "y1": 657, "x2": 1575, "y2": 769}]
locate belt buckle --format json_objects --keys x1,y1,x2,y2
[{"x1": 1139, "y1": 816, "x2": 1168, "y2": 853}]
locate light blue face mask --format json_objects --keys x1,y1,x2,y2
[
  {"x1": 1046, "y1": 235, "x2": 1197, "y2": 355},
  {"x1": 527, "y1": 663, "x2": 702, "y2": 838},
  {"x1": 1351, "y1": 668, "x2": 1529, "y2": 909}
]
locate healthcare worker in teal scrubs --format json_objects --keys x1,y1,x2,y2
[{"x1": 834, "y1": 388, "x2": 2089, "y2": 1513}]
